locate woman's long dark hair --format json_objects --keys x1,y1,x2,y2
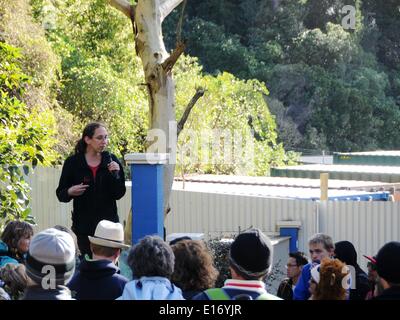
[
  {"x1": 1, "y1": 221, "x2": 33, "y2": 259},
  {"x1": 74, "y1": 122, "x2": 106, "y2": 154}
]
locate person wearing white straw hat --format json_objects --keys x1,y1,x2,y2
[{"x1": 68, "y1": 220, "x2": 130, "y2": 300}]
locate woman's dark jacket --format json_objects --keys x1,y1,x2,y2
[
  {"x1": 56, "y1": 152, "x2": 126, "y2": 236},
  {"x1": 277, "y1": 278, "x2": 294, "y2": 300}
]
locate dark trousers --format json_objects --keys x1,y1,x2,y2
[{"x1": 76, "y1": 234, "x2": 92, "y2": 258}]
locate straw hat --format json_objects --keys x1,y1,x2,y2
[{"x1": 88, "y1": 220, "x2": 130, "y2": 249}]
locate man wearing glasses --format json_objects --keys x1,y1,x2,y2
[
  {"x1": 277, "y1": 252, "x2": 308, "y2": 300},
  {"x1": 293, "y1": 233, "x2": 335, "y2": 300}
]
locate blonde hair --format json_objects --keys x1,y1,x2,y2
[{"x1": 309, "y1": 233, "x2": 334, "y2": 251}]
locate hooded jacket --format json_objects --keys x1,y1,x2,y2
[
  {"x1": 118, "y1": 277, "x2": 184, "y2": 300},
  {"x1": 67, "y1": 258, "x2": 128, "y2": 300},
  {"x1": 56, "y1": 152, "x2": 126, "y2": 235},
  {"x1": 0, "y1": 241, "x2": 18, "y2": 268},
  {"x1": 334, "y1": 241, "x2": 370, "y2": 300}
]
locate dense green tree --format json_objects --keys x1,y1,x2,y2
[
  {"x1": 0, "y1": 42, "x2": 57, "y2": 228},
  {"x1": 174, "y1": 55, "x2": 297, "y2": 175},
  {"x1": 362, "y1": 0, "x2": 400, "y2": 71},
  {"x1": 1, "y1": 0, "x2": 73, "y2": 157},
  {"x1": 27, "y1": 0, "x2": 294, "y2": 176},
  {"x1": 0, "y1": 0, "x2": 70, "y2": 228},
  {"x1": 31, "y1": 0, "x2": 149, "y2": 158},
  {"x1": 162, "y1": 0, "x2": 400, "y2": 153}
]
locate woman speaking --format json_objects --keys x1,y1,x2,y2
[{"x1": 56, "y1": 122, "x2": 126, "y2": 257}]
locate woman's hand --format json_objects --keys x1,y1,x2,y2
[
  {"x1": 107, "y1": 161, "x2": 120, "y2": 173},
  {"x1": 68, "y1": 183, "x2": 89, "y2": 197}
]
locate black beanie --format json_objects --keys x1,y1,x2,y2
[
  {"x1": 230, "y1": 228, "x2": 272, "y2": 274},
  {"x1": 376, "y1": 241, "x2": 400, "y2": 284}
]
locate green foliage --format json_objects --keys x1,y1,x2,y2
[
  {"x1": 174, "y1": 56, "x2": 296, "y2": 176},
  {"x1": 363, "y1": 0, "x2": 400, "y2": 71},
  {"x1": 178, "y1": 18, "x2": 259, "y2": 78},
  {"x1": 28, "y1": 0, "x2": 294, "y2": 174},
  {"x1": 291, "y1": 23, "x2": 358, "y2": 69},
  {"x1": 31, "y1": 0, "x2": 148, "y2": 159},
  {"x1": 165, "y1": 0, "x2": 400, "y2": 153},
  {"x1": 0, "y1": 0, "x2": 71, "y2": 158},
  {"x1": 0, "y1": 42, "x2": 51, "y2": 227}
]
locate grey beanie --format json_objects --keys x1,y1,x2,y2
[{"x1": 25, "y1": 228, "x2": 76, "y2": 286}]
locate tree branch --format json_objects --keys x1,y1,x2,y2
[
  {"x1": 160, "y1": 0, "x2": 185, "y2": 21},
  {"x1": 177, "y1": 87, "x2": 205, "y2": 137},
  {"x1": 108, "y1": 0, "x2": 133, "y2": 19},
  {"x1": 162, "y1": 41, "x2": 186, "y2": 73}
]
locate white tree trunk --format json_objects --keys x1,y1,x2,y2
[
  {"x1": 109, "y1": 0, "x2": 184, "y2": 216},
  {"x1": 135, "y1": 0, "x2": 183, "y2": 216}
]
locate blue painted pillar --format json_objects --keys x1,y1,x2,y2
[
  {"x1": 277, "y1": 221, "x2": 302, "y2": 253},
  {"x1": 124, "y1": 153, "x2": 169, "y2": 244}
]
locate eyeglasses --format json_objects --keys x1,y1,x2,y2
[
  {"x1": 285, "y1": 263, "x2": 298, "y2": 268},
  {"x1": 93, "y1": 135, "x2": 109, "y2": 141}
]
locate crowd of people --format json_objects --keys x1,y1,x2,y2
[
  {"x1": 0, "y1": 219, "x2": 399, "y2": 300},
  {"x1": 1, "y1": 122, "x2": 399, "y2": 300}
]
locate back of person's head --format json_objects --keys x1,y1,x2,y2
[
  {"x1": 169, "y1": 236, "x2": 192, "y2": 246},
  {"x1": 171, "y1": 240, "x2": 218, "y2": 292},
  {"x1": 127, "y1": 235, "x2": 174, "y2": 279},
  {"x1": 376, "y1": 241, "x2": 400, "y2": 286},
  {"x1": 1, "y1": 221, "x2": 33, "y2": 254},
  {"x1": 289, "y1": 251, "x2": 308, "y2": 267},
  {"x1": 25, "y1": 228, "x2": 76, "y2": 286},
  {"x1": 334, "y1": 240, "x2": 358, "y2": 267},
  {"x1": 311, "y1": 258, "x2": 349, "y2": 300},
  {"x1": 309, "y1": 233, "x2": 335, "y2": 251},
  {"x1": 229, "y1": 228, "x2": 273, "y2": 280},
  {"x1": 87, "y1": 220, "x2": 129, "y2": 258},
  {"x1": 53, "y1": 225, "x2": 80, "y2": 258},
  {"x1": 0, "y1": 263, "x2": 29, "y2": 299},
  {"x1": 90, "y1": 243, "x2": 120, "y2": 258}
]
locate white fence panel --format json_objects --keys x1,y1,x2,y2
[
  {"x1": 165, "y1": 190, "x2": 315, "y2": 252},
  {"x1": 324, "y1": 201, "x2": 400, "y2": 270}
]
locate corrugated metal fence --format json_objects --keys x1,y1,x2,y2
[
  {"x1": 27, "y1": 167, "x2": 400, "y2": 269},
  {"x1": 167, "y1": 189, "x2": 316, "y2": 252}
]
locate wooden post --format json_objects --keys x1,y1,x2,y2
[{"x1": 320, "y1": 173, "x2": 329, "y2": 201}]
